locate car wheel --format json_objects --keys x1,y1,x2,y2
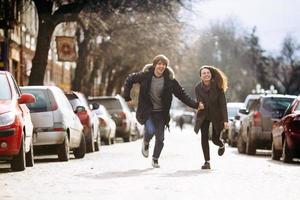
[
  {"x1": 11, "y1": 135, "x2": 26, "y2": 171},
  {"x1": 246, "y1": 130, "x2": 256, "y2": 155},
  {"x1": 111, "y1": 137, "x2": 115, "y2": 145},
  {"x1": 74, "y1": 132, "x2": 86, "y2": 159},
  {"x1": 123, "y1": 134, "x2": 132, "y2": 143},
  {"x1": 104, "y1": 137, "x2": 111, "y2": 145},
  {"x1": 58, "y1": 135, "x2": 70, "y2": 161},
  {"x1": 237, "y1": 133, "x2": 246, "y2": 154},
  {"x1": 86, "y1": 131, "x2": 95, "y2": 153},
  {"x1": 26, "y1": 138, "x2": 34, "y2": 167},
  {"x1": 271, "y1": 141, "x2": 281, "y2": 160},
  {"x1": 282, "y1": 138, "x2": 293, "y2": 163},
  {"x1": 94, "y1": 131, "x2": 100, "y2": 151}
]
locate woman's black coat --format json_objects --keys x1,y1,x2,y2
[
  {"x1": 194, "y1": 81, "x2": 228, "y2": 133},
  {"x1": 123, "y1": 64, "x2": 198, "y2": 126}
]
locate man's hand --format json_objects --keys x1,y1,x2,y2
[
  {"x1": 198, "y1": 102, "x2": 204, "y2": 111},
  {"x1": 224, "y1": 122, "x2": 229, "y2": 129}
]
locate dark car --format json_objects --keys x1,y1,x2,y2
[
  {"x1": 237, "y1": 94, "x2": 296, "y2": 155},
  {"x1": 272, "y1": 96, "x2": 300, "y2": 163},
  {"x1": 65, "y1": 91, "x2": 100, "y2": 152},
  {"x1": 88, "y1": 95, "x2": 137, "y2": 142}
]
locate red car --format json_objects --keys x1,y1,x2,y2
[
  {"x1": 0, "y1": 71, "x2": 36, "y2": 171},
  {"x1": 65, "y1": 91, "x2": 100, "y2": 153},
  {"x1": 272, "y1": 96, "x2": 300, "y2": 163}
]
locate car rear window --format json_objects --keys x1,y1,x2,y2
[
  {"x1": 0, "y1": 74, "x2": 11, "y2": 100},
  {"x1": 262, "y1": 97, "x2": 294, "y2": 112},
  {"x1": 21, "y1": 89, "x2": 51, "y2": 112},
  {"x1": 89, "y1": 99, "x2": 122, "y2": 112}
]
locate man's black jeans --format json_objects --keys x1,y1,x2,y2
[
  {"x1": 200, "y1": 119, "x2": 223, "y2": 161},
  {"x1": 144, "y1": 111, "x2": 165, "y2": 160}
]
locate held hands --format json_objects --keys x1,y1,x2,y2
[
  {"x1": 197, "y1": 102, "x2": 204, "y2": 111},
  {"x1": 224, "y1": 122, "x2": 229, "y2": 129}
]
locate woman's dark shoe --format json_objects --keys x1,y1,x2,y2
[
  {"x1": 152, "y1": 159, "x2": 160, "y2": 168},
  {"x1": 201, "y1": 161, "x2": 211, "y2": 170},
  {"x1": 218, "y1": 145, "x2": 225, "y2": 156}
]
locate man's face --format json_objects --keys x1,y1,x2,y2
[{"x1": 154, "y1": 61, "x2": 167, "y2": 77}]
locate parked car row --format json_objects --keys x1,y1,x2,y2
[
  {"x1": 0, "y1": 71, "x2": 143, "y2": 172},
  {"x1": 227, "y1": 92, "x2": 299, "y2": 163}
]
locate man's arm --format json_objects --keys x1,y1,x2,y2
[
  {"x1": 172, "y1": 79, "x2": 198, "y2": 109},
  {"x1": 122, "y1": 71, "x2": 144, "y2": 102}
]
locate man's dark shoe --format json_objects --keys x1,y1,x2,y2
[
  {"x1": 201, "y1": 161, "x2": 211, "y2": 170},
  {"x1": 152, "y1": 159, "x2": 160, "y2": 168},
  {"x1": 218, "y1": 145, "x2": 225, "y2": 156},
  {"x1": 141, "y1": 141, "x2": 149, "y2": 158}
]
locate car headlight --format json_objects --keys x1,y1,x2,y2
[{"x1": 0, "y1": 112, "x2": 15, "y2": 126}]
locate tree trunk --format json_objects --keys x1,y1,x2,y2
[
  {"x1": 28, "y1": 20, "x2": 54, "y2": 85},
  {"x1": 71, "y1": 34, "x2": 90, "y2": 91}
]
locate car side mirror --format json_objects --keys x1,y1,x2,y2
[
  {"x1": 18, "y1": 93, "x2": 36, "y2": 104},
  {"x1": 90, "y1": 103, "x2": 99, "y2": 110},
  {"x1": 239, "y1": 108, "x2": 249, "y2": 115},
  {"x1": 75, "y1": 106, "x2": 86, "y2": 113}
]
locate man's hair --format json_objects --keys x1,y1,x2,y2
[{"x1": 152, "y1": 54, "x2": 169, "y2": 67}]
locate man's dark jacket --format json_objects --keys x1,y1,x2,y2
[{"x1": 123, "y1": 64, "x2": 198, "y2": 126}]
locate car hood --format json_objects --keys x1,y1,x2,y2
[{"x1": 0, "y1": 100, "x2": 14, "y2": 114}]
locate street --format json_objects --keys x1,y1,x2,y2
[{"x1": 1, "y1": 123, "x2": 299, "y2": 200}]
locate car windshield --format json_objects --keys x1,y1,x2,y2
[
  {"x1": 295, "y1": 101, "x2": 300, "y2": 111},
  {"x1": 227, "y1": 106, "x2": 240, "y2": 118},
  {"x1": 21, "y1": 89, "x2": 51, "y2": 112},
  {"x1": 262, "y1": 97, "x2": 294, "y2": 112},
  {"x1": 89, "y1": 99, "x2": 122, "y2": 112},
  {"x1": 0, "y1": 74, "x2": 11, "y2": 100}
]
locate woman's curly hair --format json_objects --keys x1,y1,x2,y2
[{"x1": 199, "y1": 65, "x2": 228, "y2": 92}]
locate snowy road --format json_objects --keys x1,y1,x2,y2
[{"x1": 1, "y1": 124, "x2": 299, "y2": 200}]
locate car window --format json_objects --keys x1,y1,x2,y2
[
  {"x1": 21, "y1": 89, "x2": 51, "y2": 112},
  {"x1": 0, "y1": 74, "x2": 11, "y2": 100},
  {"x1": 262, "y1": 97, "x2": 294, "y2": 112}
]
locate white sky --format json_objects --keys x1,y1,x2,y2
[{"x1": 183, "y1": 0, "x2": 300, "y2": 54}]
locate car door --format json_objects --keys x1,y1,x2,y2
[
  {"x1": 9, "y1": 75, "x2": 33, "y2": 152},
  {"x1": 56, "y1": 88, "x2": 81, "y2": 147}
]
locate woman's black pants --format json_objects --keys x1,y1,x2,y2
[{"x1": 200, "y1": 119, "x2": 223, "y2": 161}]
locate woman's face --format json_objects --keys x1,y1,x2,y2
[
  {"x1": 200, "y1": 68, "x2": 212, "y2": 82},
  {"x1": 154, "y1": 61, "x2": 167, "y2": 77}
]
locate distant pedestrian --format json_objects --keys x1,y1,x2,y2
[
  {"x1": 123, "y1": 54, "x2": 200, "y2": 168},
  {"x1": 194, "y1": 65, "x2": 229, "y2": 170},
  {"x1": 178, "y1": 115, "x2": 184, "y2": 131}
]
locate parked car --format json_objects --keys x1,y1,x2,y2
[
  {"x1": 88, "y1": 95, "x2": 137, "y2": 142},
  {"x1": 226, "y1": 102, "x2": 244, "y2": 146},
  {"x1": 21, "y1": 86, "x2": 86, "y2": 161},
  {"x1": 237, "y1": 94, "x2": 296, "y2": 155},
  {"x1": 65, "y1": 91, "x2": 100, "y2": 152},
  {"x1": 272, "y1": 96, "x2": 300, "y2": 163},
  {"x1": 91, "y1": 104, "x2": 116, "y2": 145},
  {"x1": 0, "y1": 71, "x2": 36, "y2": 171}
]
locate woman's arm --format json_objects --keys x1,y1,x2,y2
[{"x1": 219, "y1": 90, "x2": 228, "y2": 122}]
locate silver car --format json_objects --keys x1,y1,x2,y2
[{"x1": 21, "y1": 86, "x2": 86, "y2": 161}]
